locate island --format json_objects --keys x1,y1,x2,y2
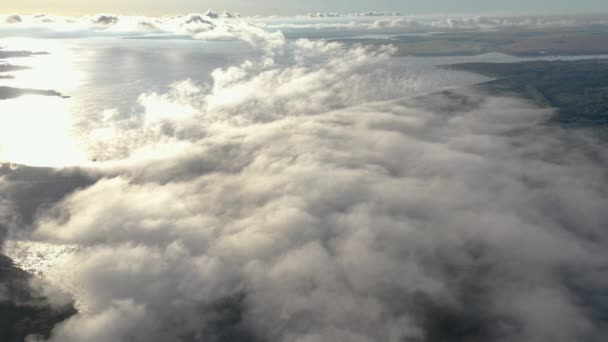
[{"x1": 0, "y1": 49, "x2": 66, "y2": 100}]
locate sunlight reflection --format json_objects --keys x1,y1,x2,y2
[
  {"x1": 0, "y1": 38, "x2": 88, "y2": 167},
  {"x1": 0, "y1": 95, "x2": 88, "y2": 166},
  {"x1": 4, "y1": 239, "x2": 88, "y2": 313},
  {"x1": 1, "y1": 38, "x2": 84, "y2": 91}
]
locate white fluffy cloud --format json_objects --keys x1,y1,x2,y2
[
  {"x1": 0, "y1": 12, "x2": 279, "y2": 46},
  {"x1": 34, "y1": 88, "x2": 608, "y2": 341},
  {"x1": 3, "y1": 36, "x2": 601, "y2": 342},
  {"x1": 5, "y1": 14, "x2": 22, "y2": 24},
  {"x1": 2, "y1": 13, "x2": 608, "y2": 342}
]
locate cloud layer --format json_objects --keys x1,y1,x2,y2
[
  {"x1": 1, "y1": 13, "x2": 608, "y2": 342},
  {"x1": 36, "y1": 90, "x2": 608, "y2": 341},
  {"x1": 0, "y1": 11, "x2": 265, "y2": 41},
  {"x1": 0, "y1": 12, "x2": 604, "y2": 40}
]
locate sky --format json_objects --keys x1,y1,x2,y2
[{"x1": 1, "y1": 0, "x2": 607, "y2": 16}]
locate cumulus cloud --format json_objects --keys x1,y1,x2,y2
[
  {"x1": 32, "y1": 14, "x2": 54, "y2": 24},
  {"x1": 177, "y1": 13, "x2": 285, "y2": 50},
  {"x1": 91, "y1": 15, "x2": 119, "y2": 26},
  {"x1": 0, "y1": 11, "x2": 277, "y2": 45},
  {"x1": 206, "y1": 9, "x2": 222, "y2": 19},
  {"x1": 5, "y1": 14, "x2": 22, "y2": 24},
  {"x1": 184, "y1": 14, "x2": 214, "y2": 26},
  {"x1": 84, "y1": 39, "x2": 480, "y2": 163},
  {"x1": 32, "y1": 87, "x2": 608, "y2": 342}
]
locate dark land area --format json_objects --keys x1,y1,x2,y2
[
  {"x1": 0, "y1": 254, "x2": 76, "y2": 342},
  {"x1": 0, "y1": 163, "x2": 97, "y2": 226},
  {"x1": 336, "y1": 26, "x2": 608, "y2": 57},
  {"x1": 0, "y1": 64, "x2": 29, "y2": 73},
  {"x1": 0, "y1": 49, "x2": 48, "y2": 59},
  {"x1": 0, "y1": 86, "x2": 65, "y2": 100},
  {"x1": 447, "y1": 58, "x2": 608, "y2": 128},
  {"x1": 0, "y1": 163, "x2": 91, "y2": 340},
  {"x1": 0, "y1": 48, "x2": 66, "y2": 100}
]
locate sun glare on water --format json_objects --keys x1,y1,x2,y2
[
  {"x1": 4, "y1": 240, "x2": 88, "y2": 312},
  {"x1": 0, "y1": 95, "x2": 89, "y2": 166},
  {"x1": 3, "y1": 38, "x2": 83, "y2": 91},
  {"x1": 0, "y1": 38, "x2": 88, "y2": 167}
]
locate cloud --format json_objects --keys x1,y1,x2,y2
[
  {"x1": 5, "y1": 15, "x2": 22, "y2": 24},
  {"x1": 257, "y1": 14, "x2": 596, "y2": 34},
  {"x1": 184, "y1": 14, "x2": 214, "y2": 26},
  {"x1": 91, "y1": 15, "x2": 119, "y2": 26},
  {"x1": 302, "y1": 11, "x2": 401, "y2": 18},
  {"x1": 221, "y1": 11, "x2": 240, "y2": 19},
  {"x1": 137, "y1": 21, "x2": 158, "y2": 31},
  {"x1": 0, "y1": 12, "x2": 597, "y2": 41},
  {"x1": 33, "y1": 88, "x2": 608, "y2": 342},
  {"x1": 429, "y1": 16, "x2": 578, "y2": 30},
  {"x1": 0, "y1": 12, "x2": 283, "y2": 50},
  {"x1": 0, "y1": 34, "x2": 599, "y2": 342},
  {"x1": 307, "y1": 12, "x2": 342, "y2": 18},
  {"x1": 370, "y1": 19, "x2": 423, "y2": 29},
  {"x1": 83, "y1": 38, "x2": 478, "y2": 162},
  {"x1": 33, "y1": 14, "x2": 54, "y2": 23},
  {"x1": 205, "y1": 9, "x2": 220, "y2": 19},
  {"x1": 176, "y1": 13, "x2": 285, "y2": 50},
  {"x1": 353, "y1": 11, "x2": 402, "y2": 17},
  {"x1": 1, "y1": 13, "x2": 608, "y2": 342}
]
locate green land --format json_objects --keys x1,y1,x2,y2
[{"x1": 446, "y1": 59, "x2": 608, "y2": 128}]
